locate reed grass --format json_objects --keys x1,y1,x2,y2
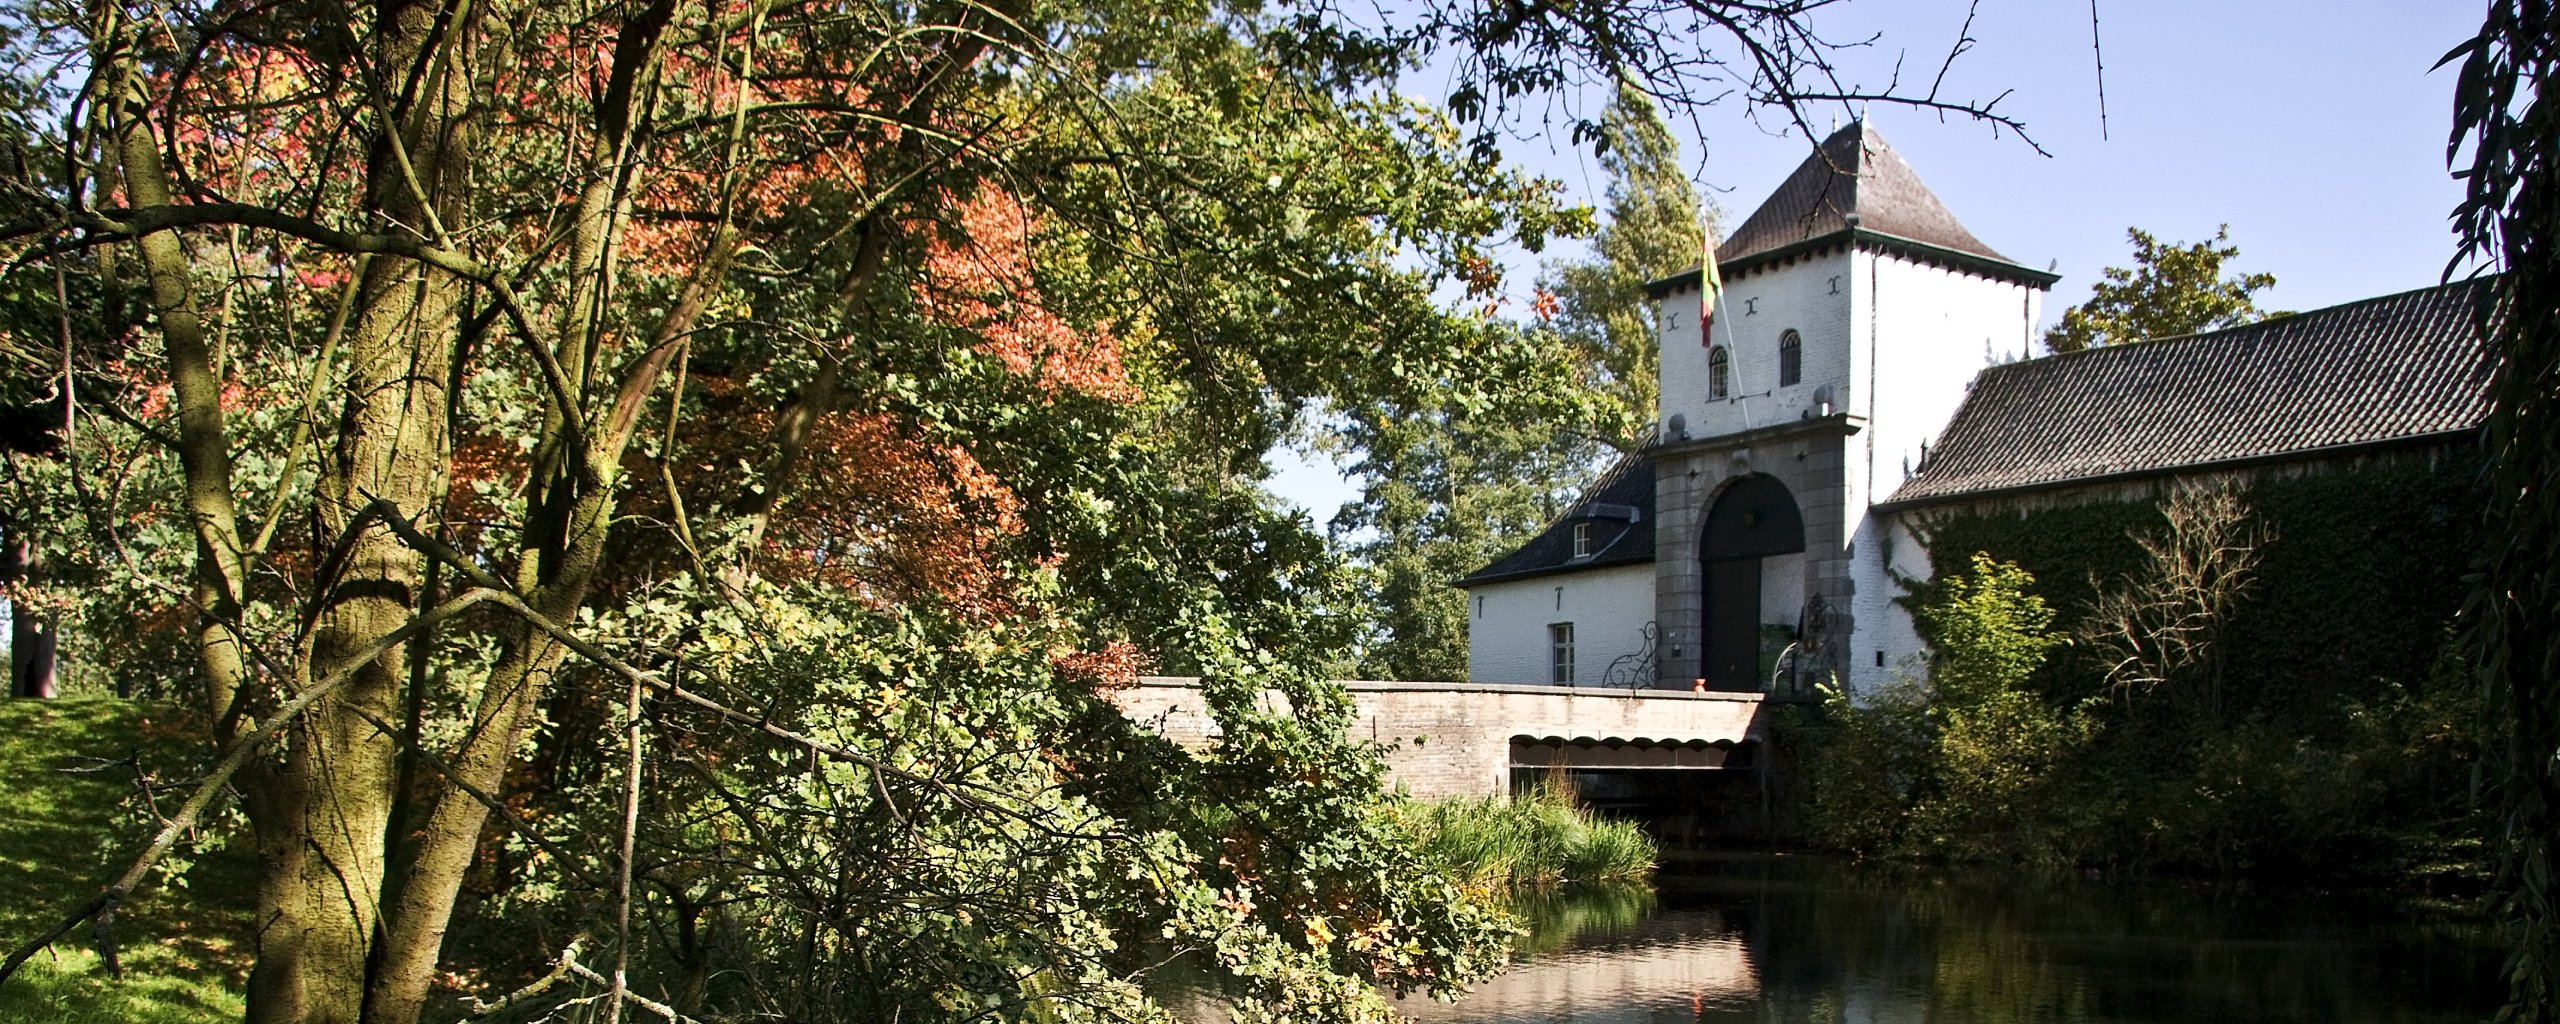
[{"x1": 1400, "y1": 778, "x2": 1656, "y2": 892}]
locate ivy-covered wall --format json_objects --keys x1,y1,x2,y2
[{"x1": 1912, "y1": 452, "x2": 2483, "y2": 729}]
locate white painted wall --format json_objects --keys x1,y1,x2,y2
[
  {"x1": 1853, "y1": 252, "x2": 2043, "y2": 512},
  {"x1": 1657, "y1": 250, "x2": 1856, "y2": 442},
  {"x1": 1838, "y1": 251, "x2": 2041, "y2": 694},
  {"x1": 1465, "y1": 563, "x2": 1659, "y2": 686},
  {"x1": 1650, "y1": 246, "x2": 2043, "y2": 696},
  {"x1": 1846, "y1": 513, "x2": 1937, "y2": 692}
]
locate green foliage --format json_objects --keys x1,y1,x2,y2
[
  {"x1": 1333, "y1": 82, "x2": 1712, "y2": 681},
  {"x1": 1823, "y1": 472, "x2": 2493, "y2": 885},
  {"x1": 1329, "y1": 387, "x2": 1604, "y2": 682},
  {"x1": 2445, "y1": 3, "x2": 2560, "y2": 1018},
  {"x1": 1911, "y1": 554, "x2": 2069, "y2": 708},
  {"x1": 1921, "y1": 464, "x2": 2482, "y2": 718},
  {"x1": 1804, "y1": 673, "x2": 1935, "y2": 853},
  {"x1": 1, "y1": 5, "x2": 1590, "y2": 1018},
  {"x1": 2042, "y1": 226, "x2": 2277, "y2": 354},
  {"x1": 1903, "y1": 685, "x2": 2097, "y2": 867},
  {"x1": 1543, "y1": 78, "x2": 1718, "y2": 452},
  {"x1": 1811, "y1": 555, "x2": 2089, "y2": 865},
  {"x1": 1905, "y1": 557, "x2": 2091, "y2": 866},
  {"x1": 1396, "y1": 783, "x2": 1657, "y2": 893},
  {"x1": 432, "y1": 580, "x2": 1519, "y2": 1024}
]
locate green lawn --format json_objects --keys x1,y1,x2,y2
[{"x1": 0, "y1": 698, "x2": 251, "y2": 1022}]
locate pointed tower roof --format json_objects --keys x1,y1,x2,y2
[{"x1": 1648, "y1": 121, "x2": 2057, "y2": 294}]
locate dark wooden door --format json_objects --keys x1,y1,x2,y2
[{"x1": 1704, "y1": 557, "x2": 1760, "y2": 691}]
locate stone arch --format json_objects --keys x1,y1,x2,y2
[{"x1": 1699, "y1": 474, "x2": 1804, "y2": 690}]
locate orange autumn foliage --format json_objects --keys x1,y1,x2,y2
[
  {"x1": 753, "y1": 409, "x2": 1026, "y2": 618},
  {"x1": 125, "y1": 20, "x2": 1134, "y2": 625},
  {"x1": 915, "y1": 189, "x2": 1139, "y2": 403},
  {"x1": 1049, "y1": 639, "x2": 1143, "y2": 691}
]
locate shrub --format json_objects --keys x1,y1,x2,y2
[{"x1": 1809, "y1": 554, "x2": 2093, "y2": 865}]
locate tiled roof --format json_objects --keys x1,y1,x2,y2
[
  {"x1": 1648, "y1": 121, "x2": 2055, "y2": 295},
  {"x1": 1458, "y1": 457, "x2": 1655, "y2": 586},
  {"x1": 1882, "y1": 278, "x2": 2499, "y2": 509},
  {"x1": 1722, "y1": 121, "x2": 2010, "y2": 265}
]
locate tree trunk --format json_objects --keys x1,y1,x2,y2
[
  {"x1": 4, "y1": 535, "x2": 55, "y2": 699},
  {"x1": 278, "y1": 0, "x2": 476, "y2": 1013},
  {"x1": 366, "y1": 233, "x2": 732, "y2": 1024},
  {"x1": 93, "y1": 9, "x2": 323, "y2": 1021}
]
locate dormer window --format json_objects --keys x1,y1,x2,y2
[
  {"x1": 1572, "y1": 521, "x2": 1592, "y2": 558},
  {"x1": 1779, "y1": 329, "x2": 1802, "y2": 386},
  {"x1": 1708, "y1": 346, "x2": 1731, "y2": 400}
]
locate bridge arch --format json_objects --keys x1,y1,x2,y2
[{"x1": 1508, "y1": 734, "x2": 1747, "y2": 773}]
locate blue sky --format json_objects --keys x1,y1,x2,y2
[{"x1": 1269, "y1": 0, "x2": 2484, "y2": 522}]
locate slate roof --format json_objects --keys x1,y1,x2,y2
[
  {"x1": 1880, "y1": 278, "x2": 2500, "y2": 509},
  {"x1": 1724, "y1": 121, "x2": 2010, "y2": 264},
  {"x1": 1458, "y1": 457, "x2": 1655, "y2": 586},
  {"x1": 1648, "y1": 121, "x2": 2056, "y2": 296}
]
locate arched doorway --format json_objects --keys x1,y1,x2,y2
[{"x1": 1699, "y1": 474, "x2": 1804, "y2": 691}]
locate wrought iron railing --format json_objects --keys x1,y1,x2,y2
[
  {"x1": 1769, "y1": 594, "x2": 1836, "y2": 699},
  {"x1": 1600, "y1": 621, "x2": 1660, "y2": 694}
]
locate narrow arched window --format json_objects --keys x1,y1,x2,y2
[
  {"x1": 1708, "y1": 346, "x2": 1731, "y2": 400},
  {"x1": 1778, "y1": 329, "x2": 1802, "y2": 387}
]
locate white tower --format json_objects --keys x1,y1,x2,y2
[{"x1": 1648, "y1": 121, "x2": 2054, "y2": 692}]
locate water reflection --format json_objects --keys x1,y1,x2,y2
[{"x1": 1402, "y1": 854, "x2": 2502, "y2": 1024}]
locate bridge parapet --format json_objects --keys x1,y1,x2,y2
[{"x1": 1116, "y1": 678, "x2": 1766, "y2": 798}]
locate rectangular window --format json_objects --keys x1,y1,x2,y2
[
  {"x1": 1572, "y1": 521, "x2": 1591, "y2": 558},
  {"x1": 1550, "y1": 623, "x2": 1577, "y2": 685}
]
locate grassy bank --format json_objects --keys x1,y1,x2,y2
[
  {"x1": 1401, "y1": 785, "x2": 1656, "y2": 892},
  {"x1": 0, "y1": 698, "x2": 250, "y2": 1022}
]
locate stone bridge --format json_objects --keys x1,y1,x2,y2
[{"x1": 1115, "y1": 678, "x2": 1768, "y2": 798}]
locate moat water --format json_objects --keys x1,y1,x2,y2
[{"x1": 1382, "y1": 854, "x2": 2503, "y2": 1024}]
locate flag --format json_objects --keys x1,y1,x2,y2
[{"x1": 1698, "y1": 227, "x2": 1722, "y2": 344}]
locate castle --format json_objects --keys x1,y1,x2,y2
[{"x1": 1459, "y1": 121, "x2": 2492, "y2": 694}]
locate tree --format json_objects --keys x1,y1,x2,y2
[
  {"x1": 0, "y1": 0, "x2": 2037, "y2": 1019},
  {"x1": 2445, "y1": 3, "x2": 2560, "y2": 1021},
  {"x1": 3, "y1": 532, "x2": 54, "y2": 699},
  {"x1": 1812, "y1": 554, "x2": 2084, "y2": 864},
  {"x1": 1545, "y1": 79, "x2": 1719, "y2": 453},
  {"x1": 2043, "y1": 226, "x2": 2277, "y2": 354},
  {"x1": 2083, "y1": 487, "x2": 2271, "y2": 733},
  {"x1": 0, "y1": 3, "x2": 1573, "y2": 1019},
  {"x1": 1333, "y1": 378, "x2": 1604, "y2": 682},
  {"x1": 1334, "y1": 82, "x2": 1713, "y2": 682}
]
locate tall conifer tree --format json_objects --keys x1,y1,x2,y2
[{"x1": 1547, "y1": 81, "x2": 1718, "y2": 453}]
